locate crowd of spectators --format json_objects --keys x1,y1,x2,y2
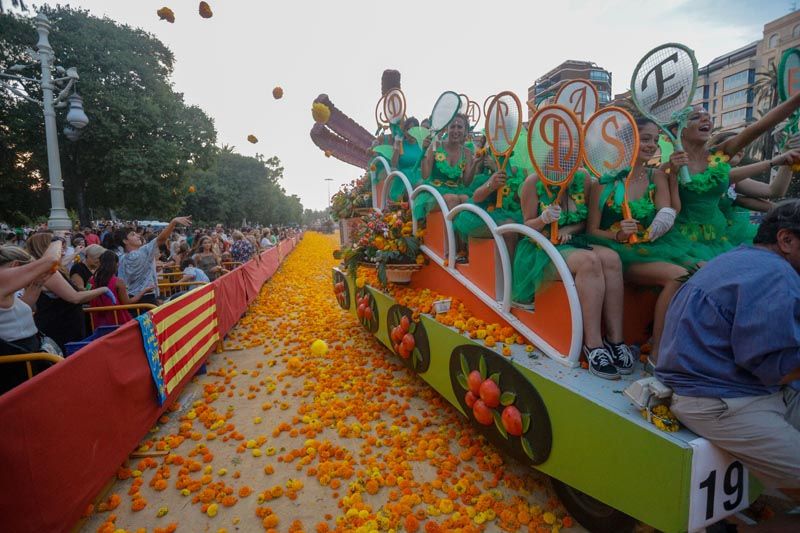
[{"x1": 0, "y1": 218, "x2": 301, "y2": 393}]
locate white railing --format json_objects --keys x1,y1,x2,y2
[
  {"x1": 367, "y1": 155, "x2": 582, "y2": 366},
  {"x1": 378, "y1": 170, "x2": 415, "y2": 211},
  {"x1": 495, "y1": 224, "x2": 584, "y2": 365},
  {"x1": 445, "y1": 204, "x2": 513, "y2": 313},
  {"x1": 410, "y1": 184, "x2": 453, "y2": 267}
]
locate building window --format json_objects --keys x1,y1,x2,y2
[
  {"x1": 722, "y1": 89, "x2": 750, "y2": 109},
  {"x1": 589, "y1": 70, "x2": 610, "y2": 83},
  {"x1": 721, "y1": 107, "x2": 748, "y2": 127},
  {"x1": 713, "y1": 82, "x2": 718, "y2": 96},
  {"x1": 598, "y1": 91, "x2": 610, "y2": 103},
  {"x1": 794, "y1": 25, "x2": 800, "y2": 38},
  {"x1": 712, "y1": 99, "x2": 717, "y2": 114},
  {"x1": 769, "y1": 34, "x2": 779, "y2": 49},
  {"x1": 691, "y1": 86, "x2": 706, "y2": 104},
  {"x1": 723, "y1": 70, "x2": 750, "y2": 92}
]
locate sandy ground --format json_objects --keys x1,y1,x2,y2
[{"x1": 81, "y1": 233, "x2": 584, "y2": 533}]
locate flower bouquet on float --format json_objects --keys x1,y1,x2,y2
[
  {"x1": 329, "y1": 175, "x2": 374, "y2": 247},
  {"x1": 334, "y1": 208, "x2": 424, "y2": 286}
]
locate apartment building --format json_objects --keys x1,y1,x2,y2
[
  {"x1": 527, "y1": 60, "x2": 613, "y2": 119},
  {"x1": 694, "y1": 10, "x2": 800, "y2": 132}
]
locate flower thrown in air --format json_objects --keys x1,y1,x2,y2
[
  {"x1": 157, "y1": 7, "x2": 175, "y2": 23},
  {"x1": 247, "y1": 134, "x2": 258, "y2": 144},
  {"x1": 198, "y1": 2, "x2": 213, "y2": 18}
]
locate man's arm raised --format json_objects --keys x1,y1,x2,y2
[{"x1": 157, "y1": 216, "x2": 192, "y2": 247}]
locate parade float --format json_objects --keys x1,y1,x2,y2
[{"x1": 317, "y1": 56, "x2": 760, "y2": 533}]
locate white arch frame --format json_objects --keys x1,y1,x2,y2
[
  {"x1": 495, "y1": 224, "x2": 583, "y2": 366},
  {"x1": 365, "y1": 156, "x2": 582, "y2": 365},
  {"x1": 379, "y1": 170, "x2": 415, "y2": 211},
  {"x1": 410, "y1": 184, "x2": 454, "y2": 268},
  {"x1": 445, "y1": 204, "x2": 513, "y2": 313},
  {"x1": 369, "y1": 156, "x2": 392, "y2": 207}
]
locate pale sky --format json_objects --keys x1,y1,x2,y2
[{"x1": 35, "y1": 0, "x2": 792, "y2": 210}]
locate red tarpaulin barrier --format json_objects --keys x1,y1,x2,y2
[{"x1": 0, "y1": 238, "x2": 297, "y2": 532}]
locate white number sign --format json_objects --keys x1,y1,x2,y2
[{"x1": 688, "y1": 438, "x2": 749, "y2": 532}]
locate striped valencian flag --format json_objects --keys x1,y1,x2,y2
[{"x1": 136, "y1": 284, "x2": 219, "y2": 404}]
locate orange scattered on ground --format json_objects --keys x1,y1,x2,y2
[{"x1": 82, "y1": 232, "x2": 582, "y2": 533}]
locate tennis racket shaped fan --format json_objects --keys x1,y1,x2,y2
[
  {"x1": 383, "y1": 88, "x2": 407, "y2": 155},
  {"x1": 778, "y1": 48, "x2": 800, "y2": 169},
  {"x1": 528, "y1": 105, "x2": 584, "y2": 244},
  {"x1": 583, "y1": 106, "x2": 641, "y2": 243},
  {"x1": 631, "y1": 43, "x2": 697, "y2": 184},
  {"x1": 555, "y1": 79, "x2": 598, "y2": 125},
  {"x1": 428, "y1": 91, "x2": 461, "y2": 149},
  {"x1": 485, "y1": 91, "x2": 522, "y2": 208}
]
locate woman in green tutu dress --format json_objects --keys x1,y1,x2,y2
[
  {"x1": 414, "y1": 114, "x2": 476, "y2": 221},
  {"x1": 709, "y1": 131, "x2": 799, "y2": 246},
  {"x1": 668, "y1": 92, "x2": 800, "y2": 262},
  {"x1": 512, "y1": 171, "x2": 633, "y2": 380},
  {"x1": 588, "y1": 118, "x2": 695, "y2": 365},
  {"x1": 373, "y1": 117, "x2": 424, "y2": 202},
  {"x1": 452, "y1": 138, "x2": 524, "y2": 259}
]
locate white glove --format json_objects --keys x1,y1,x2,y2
[
  {"x1": 539, "y1": 204, "x2": 562, "y2": 225},
  {"x1": 646, "y1": 207, "x2": 676, "y2": 242}
]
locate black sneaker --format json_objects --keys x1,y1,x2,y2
[
  {"x1": 604, "y1": 340, "x2": 634, "y2": 375},
  {"x1": 583, "y1": 346, "x2": 620, "y2": 380}
]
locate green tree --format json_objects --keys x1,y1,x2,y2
[
  {"x1": 0, "y1": 7, "x2": 216, "y2": 225},
  {"x1": 183, "y1": 152, "x2": 302, "y2": 226}
]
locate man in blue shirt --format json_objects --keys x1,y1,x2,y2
[
  {"x1": 657, "y1": 200, "x2": 800, "y2": 501},
  {"x1": 118, "y1": 216, "x2": 191, "y2": 306}
]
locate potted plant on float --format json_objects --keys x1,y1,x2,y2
[
  {"x1": 330, "y1": 175, "x2": 374, "y2": 247},
  {"x1": 336, "y1": 208, "x2": 424, "y2": 286}
]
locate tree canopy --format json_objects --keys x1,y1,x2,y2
[
  {"x1": 183, "y1": 149, "x2": 303, "y2": 226},
  {"x1": 0, "y1": 6, "x2": 303, "y2": 226}
]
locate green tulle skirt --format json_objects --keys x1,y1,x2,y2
[
  {"x1": 388, "y1": 165, "x2": 422, "y2": 202},
  {"x1": 586, "y1": 229, "x2": 698, "y2": 271},
  {"x1": 676, "y1": 221, "x2": 735, "y2": 263},
  {"x1": 411, "y1": 181, "x2": 471, "y2": 221},
  {"x1": 723, "y1": 205, "x2": 758, "y2": 247},
  {"x1": 452, "y1": 206, "x2": 522, "y2": 238},
  {"x1": 511, "y1": 238, "x2": 581, "y2": 304}
]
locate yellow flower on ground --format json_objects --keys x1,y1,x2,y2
[{"x1": 311, "y1": 339, "x2": 328, "y2": 355}]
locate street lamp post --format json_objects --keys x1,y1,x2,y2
[
  {"x1": 324, "y1": 178, "x2": 334, "y2": 207},
  {"x1": 0, "y1": 13, "x2": 89, "y2": 232}
]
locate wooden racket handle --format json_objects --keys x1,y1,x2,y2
[
  {"x1": 495, "y1": 155, "x2": 509, "y2": 209},
  {"x1": 550, "y1": 221, "x2": 559, "y2": 244},
  {"x1": 549, "y1": 186, "x2": 566, "y2": 245},
  {"x1": 621, "y1": 203, "x2": 638, "y2": 244}
]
